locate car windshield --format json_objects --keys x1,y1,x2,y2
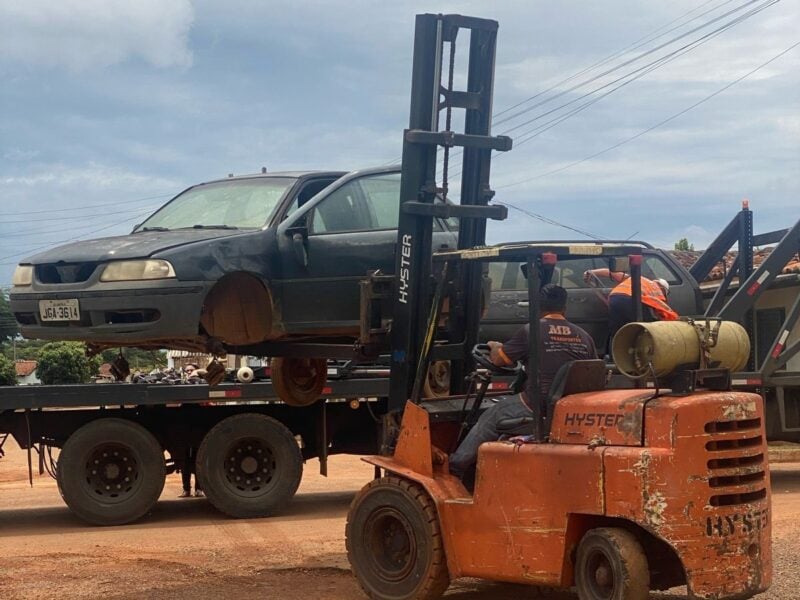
[{"x1": 136, "y1": 178, "x2": 295, "y2": 231}]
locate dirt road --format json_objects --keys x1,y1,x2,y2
[{"x1": 1, "y1": 445, "x2": 798, "y2": 599}]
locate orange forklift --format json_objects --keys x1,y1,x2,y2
[{"x1": 345, "y1": 14, "x2": 772, "y2": 600}]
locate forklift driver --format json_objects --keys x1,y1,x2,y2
[{"x1": 449, "y1": 284, "x2": 597, "y2": 478}]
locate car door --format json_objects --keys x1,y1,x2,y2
[{"x1": 275, "y1": 171, "x2": 454, "y2": 334}]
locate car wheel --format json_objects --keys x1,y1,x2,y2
[
  {"x1": 196, "y1": 413, "x2": 303, "y2": 519},
  {"x1": 271, "y1": 357, "x2": 327, "y2": 406},
  {"x1": 57, "y1": 419, "x2": 166, "y2": 526}
]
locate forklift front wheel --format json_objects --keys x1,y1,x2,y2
[
  {"x1": 575, "y1": 527, "x2": 649, "y2": 600},
  {"x1": 346, "y1": 476, "x2": 450, "y2": 600},
  {"x1": 270, "y1": 357, "x2": 327, "y2": 406}
]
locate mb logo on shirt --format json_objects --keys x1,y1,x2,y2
[{"x1": 549, "y1": 324, "x2": 572, "y2": 335}]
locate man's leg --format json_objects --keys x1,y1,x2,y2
[{"x1": 449, "y1": 395, "x2": 532, "y2": 477}]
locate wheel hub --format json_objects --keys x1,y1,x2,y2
[
  {"x1": 365, "y1": 508, "x2": 416, "y2": 583},
  {"x1": 224, "y1": 438, "x2": 276, "y2": 494},
  {"x1": 84, "y1": 443, "x2": 139, "y2": 502},
  {"x1": 586, "y1": 549, "x2": 615, "y2": 599}
]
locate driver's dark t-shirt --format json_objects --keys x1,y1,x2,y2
[{"x1": 501, "y1": 316, "x2": 597, "y2": 405}]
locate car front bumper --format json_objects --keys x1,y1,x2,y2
[{"x1": 10, "y1": 280, "x2": 214, "y2": 343}]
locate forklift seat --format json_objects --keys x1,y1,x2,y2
[{"x1": 496, "y1": 359, "x2": 607, "y2": 437}]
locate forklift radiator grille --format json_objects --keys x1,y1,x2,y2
[{"x1": 705, "y1": 417, "x2": 766, "y2": 508}]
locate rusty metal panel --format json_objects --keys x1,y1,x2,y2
[
  {"x1": 441, "y1": 443, "x2": 603, "y2": 585},
  {"x1": 550, "y1": 389, "x2": 651, "y2": 446},
  {"x1": 604, "y1": 390, "x2": 771, "y2": 599},
  {"x1": 392, "y1": 401, "x2": 434, "y2": 478}
]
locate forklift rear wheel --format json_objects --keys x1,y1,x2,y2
[
  {"x1": 346, "y1": 476, "x2": 450, "y2": 600},
  {"x1": 423, "y1": 361, "x2": 451, "y2": 398},
  {"x1": 271, "y1": 357, "x2": 327, "y2": 406},
  {"x1": 56, "y1": 418, "x2": 166, "y2": 526},
  {"x1": 575, "y1": 527, "x2": 649, "y2": 600},
  {"x1": 196, "y1": 413, "x2": 303, "y2": 518}
]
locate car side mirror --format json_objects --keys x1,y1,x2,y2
[{"x1": 286, "y1": 226, "x2": 308, "y2": 267}]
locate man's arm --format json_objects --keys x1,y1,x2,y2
[
  {"x1": 487, "y1": 341, "x2": 512, "y2": 366},
  {"x1": 583, "y1": 268, "x2": 627, "y2": 285}
]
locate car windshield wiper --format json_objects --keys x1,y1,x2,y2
[
  {"x1": 190, "y1": 224, "x2": 239, "y2": 230},
  {"x1": 137, "y1": 226, "x2": 170, "y2": 232}
]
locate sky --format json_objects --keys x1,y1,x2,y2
[{"x1": 1, "y1": 0, "x2": 798, "y2": 286}]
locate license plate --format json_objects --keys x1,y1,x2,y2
[{"x1": 39, "y1": 299, "x2": 80, "y2": 322}]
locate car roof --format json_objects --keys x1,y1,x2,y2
[{"x1": 198, "y1": 170, "x2": 348, "y2": 186}]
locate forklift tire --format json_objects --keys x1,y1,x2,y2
[
  {"x1": 346, "y1": 476, "x2": 449, "y2": 600},
  {"x1": 575, "y1": 527, "x2": 649, "y2": 600},
  {"x1": 56, "y1": 418, "x2": 166, "y2": 526},
  {"x1": 196, "y1": 413, "x2": 303, "y2": 518},
  {"x1": 270, "y1": 357, "x2": 327, "y2": 407}
]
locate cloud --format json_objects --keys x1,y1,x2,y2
[{"x1": 0, "y1": 0, "x2": 194, "y2": 71}]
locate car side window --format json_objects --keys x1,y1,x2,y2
[
  {"x1": 310, "y1": 173, "x2": 401, "y2": 234},
  {"x1": 360, "y1": 173, "x2": 401, "y2": 229},
  {"x1": 283, "y1": 178, "x2": 338, "y2": 221},
  {"x1": 643, "y1": 255, "x2": 682, "y2": 284},
  {"x1": 310, "y1": 180, "x2": 371, "y2": 234}
]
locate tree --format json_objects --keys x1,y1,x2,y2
[
  {"x1": 36, "y1": 342, "x2": 101, "y2": 385},
  {"x1": 674, "y1": 238, "x2": 695, "y2": 251},
  {"x1": 0, "y1": 354, "x2": 16, "y2": 386},
  {"x1": 99, "y1": 347, "x2": 167, "y2": 373},
  {"x1": 0, "y1": 292, "x2": 18, "y2": 342}
]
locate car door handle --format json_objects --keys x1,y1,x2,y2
[{"x1": 517, "y1": 301, "x2": 529, "y2": 308}]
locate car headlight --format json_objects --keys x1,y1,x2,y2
[
  {"x1": 12, "y1": 265, "x2": 33, "y2": 286},
  {"x1": 100, "y1": 260, "x2": 176, "y2": 282}
]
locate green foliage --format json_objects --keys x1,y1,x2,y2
[
  {"x1": 99, "y1": 348, "x2": 167, "y2": 372},
  {"x1": 36, "y1": 342, "x2": 101, "y2": 385},
  {"x1": 0, "y1": 292, "x2": 18, "y2": 341},
  {"x1": 0, "y1": 354, "x2": 16, "y2": 386},
  {"x1": 674, "y1": 238, "x2": 695, "y2": 251},
  {"x1": 1, "y1": 338, "x2": 47, "y2": 362}
]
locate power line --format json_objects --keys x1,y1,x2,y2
[
  {"x1": 493, "y1": 0, "x2": 764, "y2": 129},
  {"x1": 493, "y1": 0, "x2": 734, "y2": 120},
  {"x1": 0, "y1": 192, "x2": 175, "y2": 217},
  {"x1": 504, "y1": 0, "x2": 779, "y2": 150},
  {"x1": 495, "y1": 200, "x2": 604, "y2": 240},
  {"x1": 438, "y1": 0, "x2": 778, "y2": 185},
  {"x1": 495, "y1": 40, "x2": 800, "y2": 190},
  {"x1": 0, "y1": 209, "x2": 156, "y2": 265}
]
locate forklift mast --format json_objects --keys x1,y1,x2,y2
[{"x1": 388, "y1": 14, "x2": 511, "y2": 413}]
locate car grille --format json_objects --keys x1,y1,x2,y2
[
  {"x1": 705, "y1": 417, "x2": 767, "y2": 507},
  {"x1": 36, "y1": 262, "x2": 98, "y2": 284}
]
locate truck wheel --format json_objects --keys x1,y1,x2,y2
[
  {"x1": 423, "y1": 361, "x2": 451, "y2": 398},
  {"x1": 575, "y1": 527, "x2": 649, "y2": 600},
  {"x1": 346, "y1": 476, "x2": 449, "y2": 600},
  {"x1": 271, "y1": 357, "x2": 327, "y2": 406},
  {"x1": 196, "y1": 413, "x2": 302, "y2": 518},
  {"x1": 56, "y1": 419, "x2": 166, "y2": 526}
]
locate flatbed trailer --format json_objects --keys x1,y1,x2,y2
[
  {"x1": 0, "y1": 377, "x2": 392, "y2": 525},
  {"x1": 0, "y1": 373, "x2": 517, "y2": 526}
]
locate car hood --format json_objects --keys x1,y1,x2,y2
[{"x1": 22, "y1": 229, "x2": 243, "y2": 264}]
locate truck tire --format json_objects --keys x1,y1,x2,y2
[
  {"x1": 575, "y1": 527, "x2": 649, "y2": 600},
  {"x1": 56, "y1": 418, "x2": 166, "y2": 526},
  {"x1": 271, "y1": 357, "x2": 327, "y2": 406},
  {"x1": 346, "y1": 476, "x2": 450, "y2": 600},
  {"x1": 196, "y1": 413, "x2": 302, "y2": 518}
]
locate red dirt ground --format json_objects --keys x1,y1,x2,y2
[{"x1": 1, "y1": 445, "x2": 797, "y2": 599}]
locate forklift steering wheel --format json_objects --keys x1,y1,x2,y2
[{"x1": 472, "y1": 344, "x2": 523, "y2": 375}]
